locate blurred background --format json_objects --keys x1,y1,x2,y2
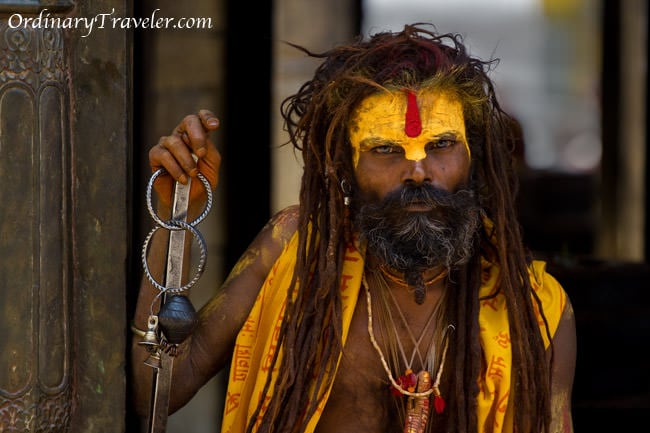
[{"x1": 0, "y1": 0, "x2": 646, "y2": 432}]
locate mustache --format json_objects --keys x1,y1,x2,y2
[{"x1": 373, "y1": 183, "x2": 476, "y2": 217}]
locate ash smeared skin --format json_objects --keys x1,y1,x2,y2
[
  {"x1": 269, "y1": 205, "x2": 299, "y2": 251},
  {"x1": 226, "y1": 248, "x2": 261, "y2": 284},
  {"x1": 202, "y1": 206, "x2": 300, "y2": 323},
  {"x1": 223, "y1": 206, "x2": 300, "y2": 285}
]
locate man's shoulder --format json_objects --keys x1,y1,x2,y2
[
  {"x1": 259, "y1": 205, "x2": 300, "y2": 253},
  {"x1": 268, "y1": 205, "x2": 300, "y2": 235}
]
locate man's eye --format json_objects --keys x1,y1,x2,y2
[
  {"x1": 372, "y1": 145, "x2": 402, "y2": 154},
  {"x1": 428, "y1": 139, "x2": 456, "y2": 150}
]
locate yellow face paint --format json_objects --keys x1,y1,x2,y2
[{"x1": 348, "y1": 88, "x2": 470, "y2": 167}]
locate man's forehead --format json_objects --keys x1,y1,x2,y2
[
  {"x1": 352, "y1": 87, "x2": 462, "y2": 122},
  {"x1": 349, "y1": 88, "x2": 465, "y2": 139}
]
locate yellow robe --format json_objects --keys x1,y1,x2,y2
[{"x1": 220, "y1": 232, "x2": 567, "y2": 433}]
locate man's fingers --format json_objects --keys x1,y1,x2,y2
[
  {"x1": 173, "y1": 110, "x2": 219, "y2": 158},
  {"x1": 199, "y1": 109, "x2": 219, "y2": 130},
  {"x1": 151, "y1": 110, "x2": 220, "y2": 191},
  {"x1": 152, "y1": 136, "x2": 197, "y2": 183},
  {"x1": 173, "y1": 115, "x2": 205, "y2": 157}
]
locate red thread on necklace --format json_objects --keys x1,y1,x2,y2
[
  {"x1": 434, "y1": 394, "x2": 446, "y2": 414},
  {"x1": 404, "y1": 89, "x2": 422, "y2": 137}
]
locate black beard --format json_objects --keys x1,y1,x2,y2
[{"x1": 354, "y1": 184, "x2": 482, "y2": 275}]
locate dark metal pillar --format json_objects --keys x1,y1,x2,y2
[
  {"x1": 0, "y1": 2, "x2": 75, "y2": 430},
  {"x1": 0, "y1": 1, "x2": 131, "y2": 432}
]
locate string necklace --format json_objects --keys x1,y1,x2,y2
[
  {"x1": 363, "y1": 270, "x2": 453, "y2": 431},
  {"x1": 376, "y1": 269, "x2": 443, "y2": 379}
]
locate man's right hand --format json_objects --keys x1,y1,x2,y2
[{"x1": 148, "y1": 109, "x2": 221, "y2": 210}]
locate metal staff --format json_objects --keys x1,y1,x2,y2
[{"x1": 140, "y1": 169, "x2": 212, "y2": 433}]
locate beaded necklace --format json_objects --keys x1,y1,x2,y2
[{"x1": 363, "y1": 270, "x2": 452, "y2": 432}]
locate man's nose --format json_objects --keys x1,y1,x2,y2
[{"x1": 402, "y1": 159, "x2": 432, "y2": 185}]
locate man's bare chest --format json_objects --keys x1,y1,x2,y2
[{"x1": 314, "y1": 287, "x2": 448, "y2": 433}]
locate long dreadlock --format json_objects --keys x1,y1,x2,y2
[{"x1": 249, "y1": 23, "x2": 553, "y2": 433}]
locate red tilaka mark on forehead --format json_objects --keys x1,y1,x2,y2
[{"x1": 404, "y1": 89, "x2": 422, "y2": 137}]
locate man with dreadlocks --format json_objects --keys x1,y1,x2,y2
[{"x1": 132, "y1": 23, "x2": 576, "y2": 433}]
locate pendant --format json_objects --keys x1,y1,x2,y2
[
  {"x1": 392, "y1": 368, "x2": 418, "y2": 396},
  {"x1": 404, "y1": 370, "x2": 432, "y2": 433}
]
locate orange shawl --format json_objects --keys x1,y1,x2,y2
[{"x1": 220, "y1": 233, "x2": 566, "y2": 433}]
